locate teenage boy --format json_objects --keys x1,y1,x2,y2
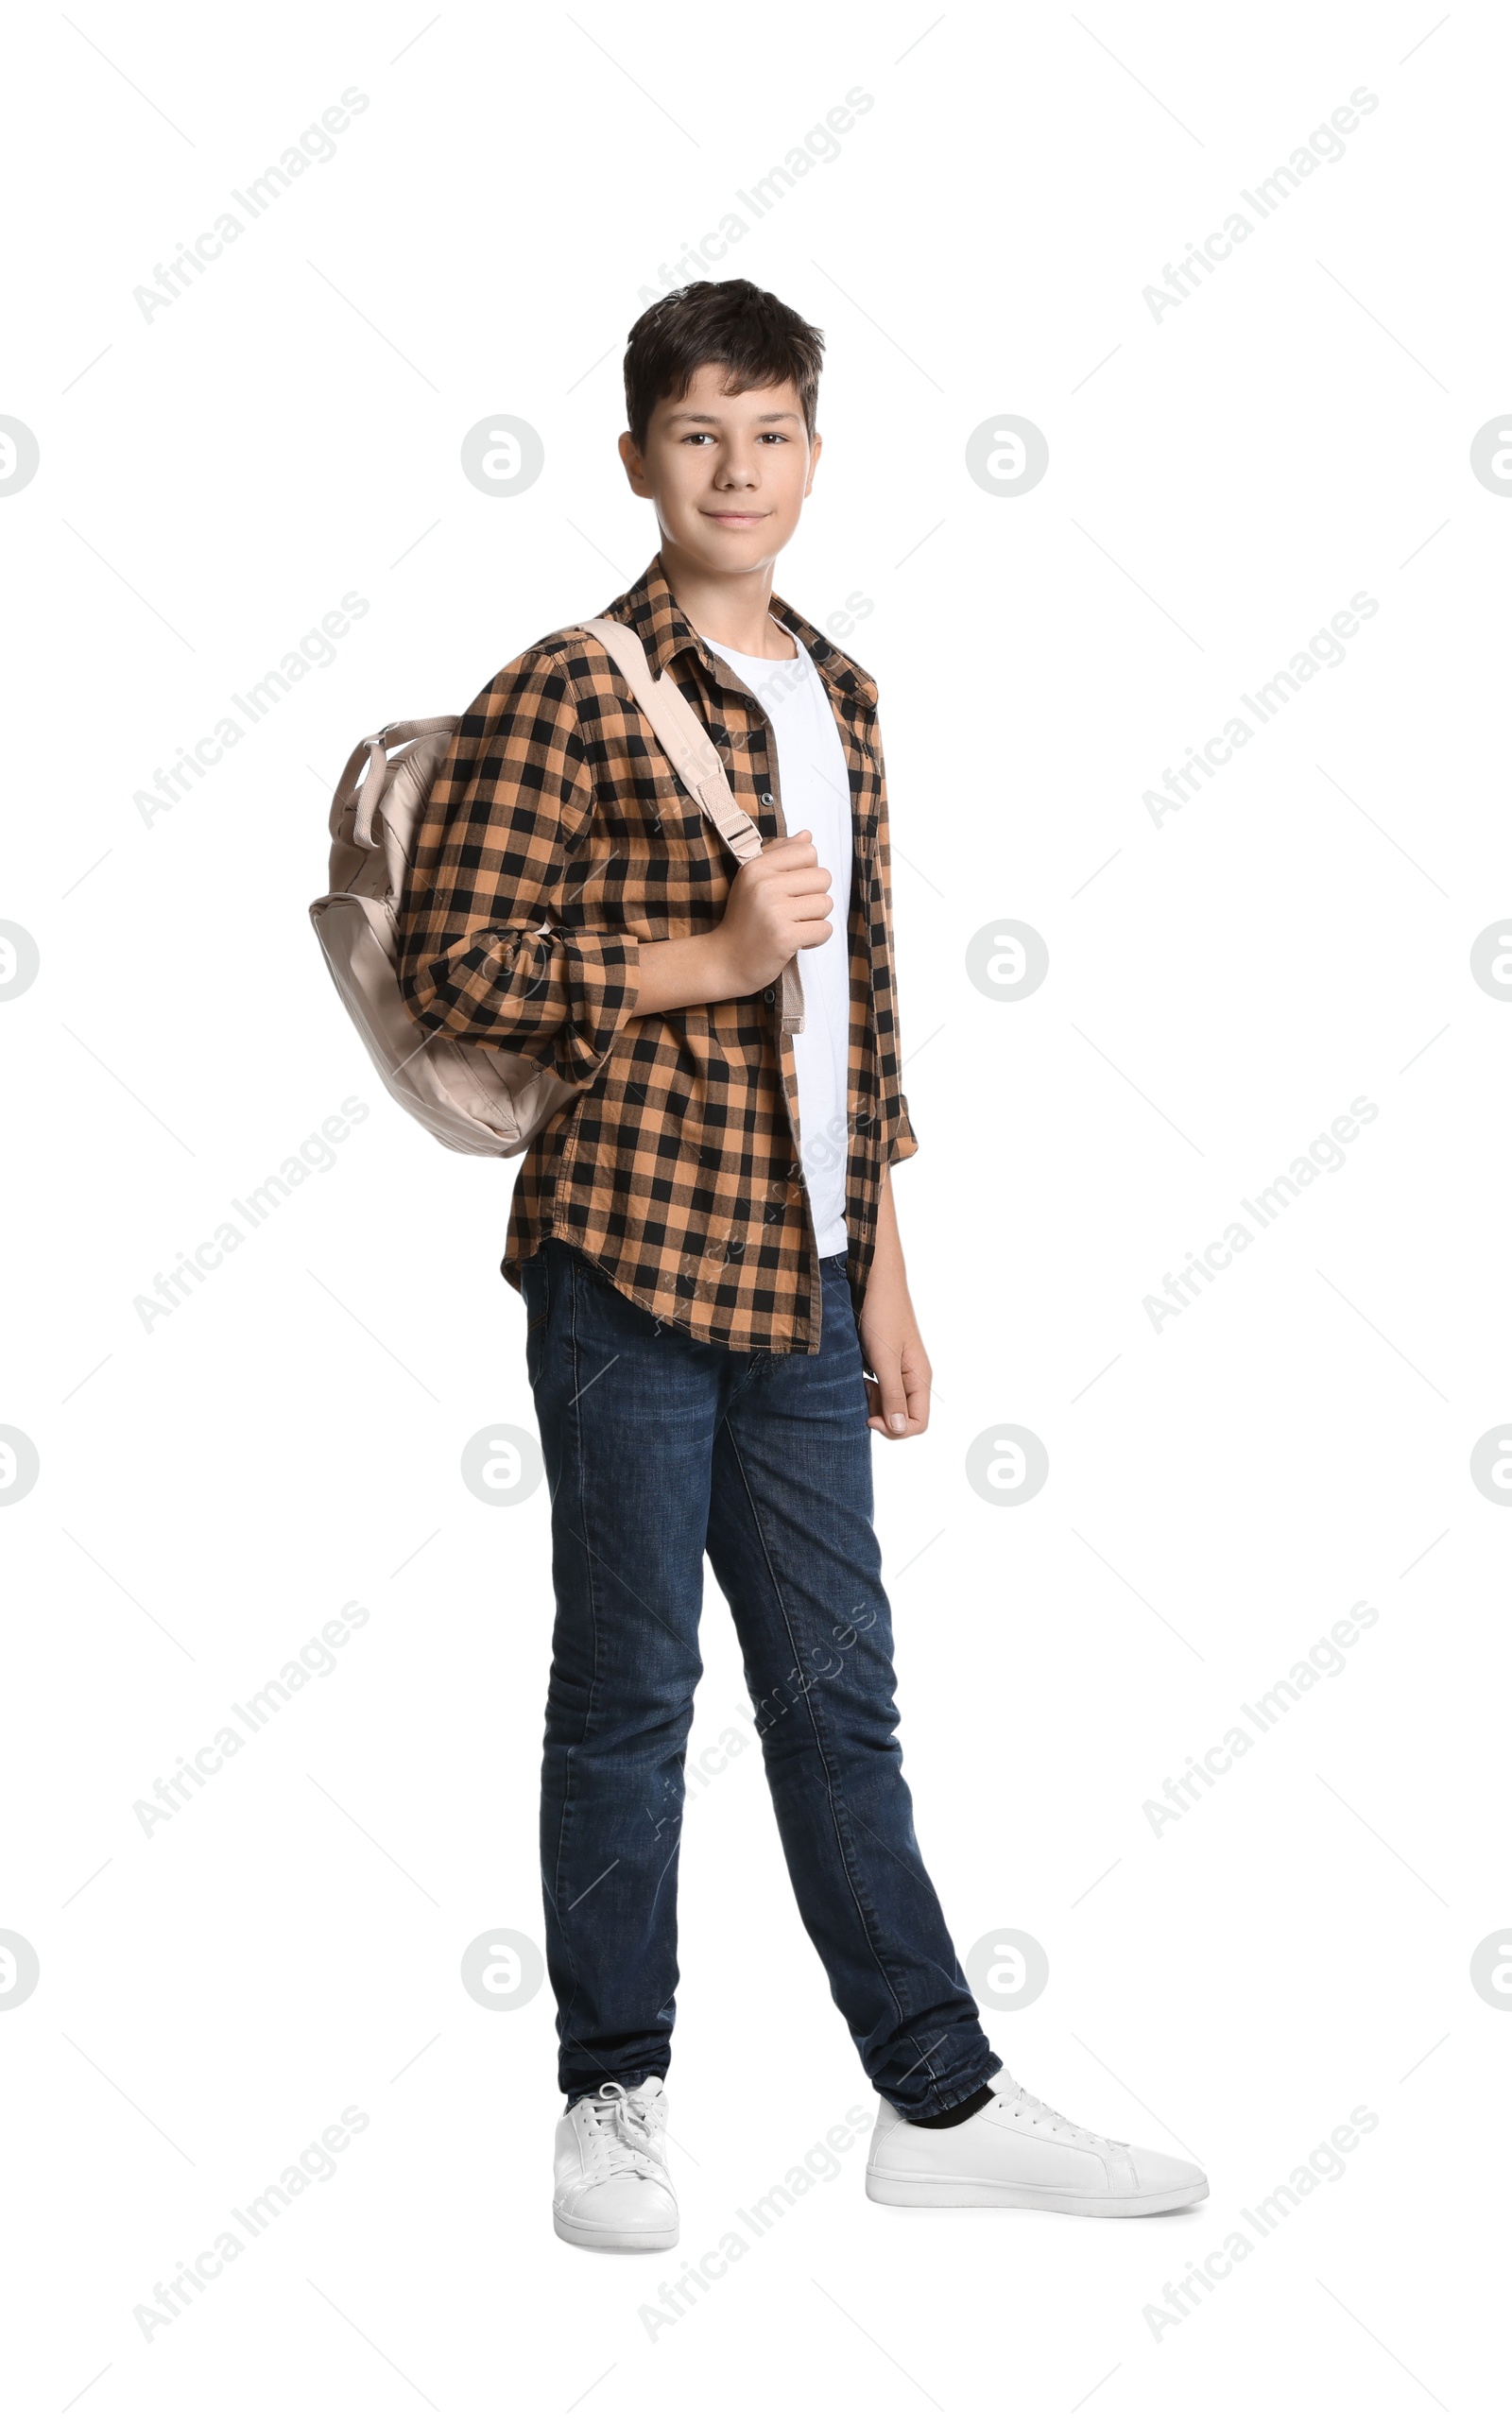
[{"x1": 399, "y1": 281, "x2": 1206, "y2": 2248}]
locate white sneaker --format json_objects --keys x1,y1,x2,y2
[
  {"x1": 553, "y1": 2078, "x2": 679, "y2": 2252},
  {"x1": 867, "y1": 2074, "x2": 1208, "y2": 2216}
]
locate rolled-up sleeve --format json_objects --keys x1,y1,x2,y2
[
  {"x1": 890, "y1": 1093, "x2": 919, "y2": 1164},
  {"x1": 397, "y1": 648, "x2": 640, "y2": 1089}
]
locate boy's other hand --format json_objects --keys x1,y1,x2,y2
[
  {"x1": 713, "y1": 832, "x2": 833, "y2": 994},
  {"x1": 859, "y1": 1276, "x2": 932, "y2": 1440}
]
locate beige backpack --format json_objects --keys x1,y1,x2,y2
[{"x1": 310, "y1": 617, "x2": 803, "y2": 1156}]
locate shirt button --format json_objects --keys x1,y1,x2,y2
[
  {"x1": 764, "y1": 988, "x2": 776, "y2": 1003},
  {"x1": 760, "y1": 792, "x2": 773, "y2": 806}
]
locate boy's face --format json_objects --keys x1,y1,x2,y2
[{"x1": 619, "y1": 362, "x2": 820, "y2": 577}]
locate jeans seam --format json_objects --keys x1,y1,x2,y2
[
  {"x1": 721, "y1": 1417, "x2": 942, "y2": 2090},
  {"x1": 550, "y1": 1249, "x2": 599, "y2": 2073}
]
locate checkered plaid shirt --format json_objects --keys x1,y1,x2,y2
[{"x1": 398, "y1": 556, "x2": 917, "y2": 1353}]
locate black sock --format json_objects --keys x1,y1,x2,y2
[{"x1": 907, "y1": 2081, "x2": 997, "y2": 2129}]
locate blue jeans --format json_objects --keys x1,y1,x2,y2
[{"x1": 522, "y1": 1237, "x2": 998, "y2": 2120}]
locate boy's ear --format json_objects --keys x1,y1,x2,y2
[
  {"x1": 803, "y1": 431, "x2": 823, "y2": 499},
  {"x1": 619, "y1": 430, "x2": 651, "y2": 497}
]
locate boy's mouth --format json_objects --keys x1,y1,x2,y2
[{"x1": 702, "y1": 508, "x2": 769, "y2": 525}]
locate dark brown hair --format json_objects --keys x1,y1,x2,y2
[{"x1": 623, "y1": 279, "x2": 823, "y2": 451}]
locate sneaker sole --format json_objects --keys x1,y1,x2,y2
[
  {"x1": 553, "y1": 2210, "x2": 679, "y2": 2253},
  {"x1": 866, "y1": 2168, "x2": 1208, "y2": 2217}
]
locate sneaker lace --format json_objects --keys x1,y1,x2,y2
[
  {"x1": 577, "y1": 2081, "x2": 665, "y2": 2182},
  {"x1": 1001, "y1": 2077, "x2": 1126, "y2": 2149}
]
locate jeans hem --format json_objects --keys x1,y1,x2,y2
[
  {"x1": 885, "y1": 2054, "x2": 1004, "y2": 2124},
  {"x1": 562, "y1": 2067, "x2": 662, "y2": 2104}
]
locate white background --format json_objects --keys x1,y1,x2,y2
[{"x1": 4, "y1": 1, "x2": 1508, "y2": 2418}]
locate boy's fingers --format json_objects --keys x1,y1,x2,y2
[
  {"x1": 760, "y1": 864, "x2": 824, "y2": 892},
  {"x1": 866, "y1": 1343, "x2": 911, "y2": 1437}
]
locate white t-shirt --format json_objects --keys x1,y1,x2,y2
[{"x1": 700, "y1": 628, "x2": 853, "y2": 1259}]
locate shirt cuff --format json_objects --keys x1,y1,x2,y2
[
  {"x1": 888, "y1": 1092, "x2": 919, "y2": 1164},
  {"x1": 404, "y1": 925, "x2": 641, "y2": 1092},
  {"x1": 533, "y1": 931, "x2": 642, "y2": 1087}
]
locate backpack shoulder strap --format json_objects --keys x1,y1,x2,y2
[{"x1": 578, "y1": 618, "x2": 804, "y2": 1033}]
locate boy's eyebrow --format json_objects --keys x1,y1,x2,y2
[{"x1": 664, "y1": 409, "x2": 803, "y2": 425}]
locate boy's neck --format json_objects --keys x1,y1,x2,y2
[{"x1": 657, "y1": 544, "x2": 798, "y2": 660}]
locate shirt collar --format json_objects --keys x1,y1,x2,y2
[{"x1": 601, "y1": 555, "x2": 878, "y2": 713}]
